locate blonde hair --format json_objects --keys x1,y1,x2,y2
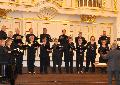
[
  {"x1": 54, "y1": 38, "x2": 58, "y2": 42},
  {"x1": 111, "y1": 42, "x2": 117, "y2": 49},
  {"x1": 5, "y1": 39, "x2": 12, "y2": 46}
]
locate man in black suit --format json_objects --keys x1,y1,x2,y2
[
  {"x1": 0, "y1": 25, "x2": 7, "y2": 40},
  {"x1": 58, "y1": 29, "x2": 68, "y2": 72},
  {"x1": 75, "y1": 32, "x2": 87, "y2": 46},
  {"x1": 26, "y1": 28, "x2": 38, "y2": 43},
  {"x1": 75, "y1": 32, "x2": 87, "y2": 73},
  {"x1": 40, "y1": 28, "x2": 52, "y2": 66},
  {"x1": 0, "y1": 39, "x2": 9, "y2": 84},
  {"x1": 12, "y1": 29, "x2": 24, "y2": 74},
  {"x1": 98, "y1": 31, "x2": 110, "y2": 46},
  {"x1": 103, "y1": 43, "x2": 120, "y2": 85},
  {"x1": 40, "y1": 28, "x2": 52, "y2": 45}
]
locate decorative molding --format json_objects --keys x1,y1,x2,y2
[
  {"x1": 38, "y1": 7, "x2": 58, "y2": 20},
  {"x1": 0, "y1": 8, "x2": 11, "y2": 18},
  {"x1": 80, "y1": 15, "x2": 96, "y2": 23},
  {"x1": 113, "y1": 0, "x2": 117, "y2": 13}
]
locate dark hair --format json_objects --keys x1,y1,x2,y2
[
  {"x1": 42, "y1": 37, "x2": 46, "y2": 42},
  {"x1": 62, "y1": 29, "x2": 66, "y2": 32},
  {"x1": 79, "y1": 32, "x2": 82, "y2": 34},
  {"x1": 78, "y1": 38, "x2": 82, "y2": 41},
  {"x1": 68, "y1": 36, "x2": 72, "y2": 40},
  {"x1": 43, "y1": 28, "x2": 47, "y2": 30},
  {"x1": 29, "y1": 28, "x2": 32, "y2": 31},
  {"x1": 54, "y1": 38, "x2": 58, "y2": 41},
  {"x1": 90, "y1": 36, "x2": 95, "y2": 41}
]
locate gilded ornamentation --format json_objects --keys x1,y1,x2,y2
[
  {"x1": 102, "y1": 0, "x2": 106, "y2": 11},
  {"x1": 80, "y1": 15, "x2": 96, "y2": 23},
  {"x1": 113, "y1": 0, "x2": 117, "y2": 13},
  {"x1": 0, "y1": 8, "x2": 11, "y2": 18},
  {"x1": 38, "y1": 7, "x2": 58, "y2": 20}
]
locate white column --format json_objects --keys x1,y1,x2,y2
[
  {"x1": 83, "y1": 0, "x2": 84, "y2": 6},
  {"x1": 116, "y1": 0, "x2": 120, "y2": 44},
  {"x1": 116, "y1": 13, "x2": 120, "y2": 45},
  {"x1": 72, "y1": 0, "x2": 75, "y2": 7},
  {"x1": 96, "y1": 0, "x2": 97, "y2": 7},
  {"x1": 65, "y1": 0, "x2": 72, "y2": 8},
  {"x1": 87, "y1": 0, "x2": 88, "y2": 7},
  {"x1": 78, "y1": 0, "x2": 80, "y2": 7},
  {"x1": 92, "y1": 0, "x2": 93, "y2": 7},
  {"x1": 116, "y1": 17, "x2": 120, "y2": 45}
]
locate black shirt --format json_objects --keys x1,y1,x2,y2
[
  {"x1": 26, "y1": 34, "x2": 38, "y2": 43},
  {"x1": 98, "y1": 46, "x2": 109, "y2": 55},
  {"x1": 40, "y1": 34, "x2": 52, "y2": 45},
  {"x1": 58, "y1": 34, "x2": 68, "y2": 46},
  {"x1": 0, "y1": 30, "x2": 7, "y2": 40},
  {"x1": 98, "y1": 35, "x2": 110, "y2": 45},
  {"x1": 75, "y1": 36, "x2": 87, "y2": 46},
  {"x1": 40, "y1": 44, "x2": 50, "y2": 58},
  {"x1": 13, "y1": 34, "x2": 23, "y2": 44},
  {"x1": 86, "y1": 42, "x2": 97, "y2": 57},
  {"x1": 76, "y1": 44, "x2": 86, "y2": 54},
  {"x1": 27, "y1": 42, "x2": 37, "y2": 56},
  {"x1": 12, "y1": 34, "x2": 23, "y2": 49},
  {"x1": 0, "y1": 46, "x2": 9, "y2": 64}
]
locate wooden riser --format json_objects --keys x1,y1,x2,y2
[
  {"x1": 16, "y1": 74, "x2": 115, "y2": 85},
  {"x1": 15, "y1": 82, "x2": 110, "y2": 85}
]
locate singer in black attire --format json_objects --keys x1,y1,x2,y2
[
  {"x1": 51, "y1": 38, "x2": 63, "y2": 73},
  {"x1": 98, "y1": 40, "x2": 109, "y2": 73},
  {"x1": 27, "y1": 35, "x2": 38, "y2": 74},
  {"x1": 98, "y1": 31, "x2": 110, "y2": 46},
  {"x1": 65, "y1": 37, "x2": 75, "y2": 73},
  {"x1": 5, "y1": 39, "x2": 16, "y2": 85},
  {"x1": 76, "y1": 38, "x2": 86, "y2": 73},
  {"x1": 58, "y1": 29, "x2": 68, "y2": 67},
  {"x1": 85, "y1": 36, "x2": 97, "y2": 72},
  {"x1": 12, "y1": 29, "x2": 24, "y2": 74},
  {"x1": 40, "y1": 28, "x2": 52, "y2": 67},
  {"x1": 26, "y1": 28, "x2": 38, "y2": 43},
  {"x1": 39, "y1": 38, "x2": 50, "y2": 74}
]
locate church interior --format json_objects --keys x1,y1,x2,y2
[{"x1": 0, "y1": 0, "x2": 120, "y2": 85}]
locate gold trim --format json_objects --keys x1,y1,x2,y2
[
  {"x1": 102, "y1": 0, "x2": 106, "y2": 11},
  {"x1": 4, "y1": 17, "x2": 114, "y2": 25},
  {"x1": 113, "y1": 0, "x2": 117, "y2": 13},
  {"x1": 80, "y1": 15, "x2": 96, "y2": 23},
  {"x1": 0, "y1": 8, "x2": 11, "y2": 18}
]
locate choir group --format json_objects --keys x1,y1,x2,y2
[{"x1": 0, "y1": 25, "x2": 113, "y2": 84}]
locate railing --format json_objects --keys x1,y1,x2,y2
[
  {"x1": 78, "y1": 0, "x2": 102, "y2": 8},
  {"x1": 47, "y1": 0, "x2": 117, "y2": 13}
]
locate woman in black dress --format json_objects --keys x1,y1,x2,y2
[
  {"x1": 27, "y1": 35, "x2": 37, "y2": 74},
  {"x1": 85, "y1": 36, "x2": 97, "y2": 72}
]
